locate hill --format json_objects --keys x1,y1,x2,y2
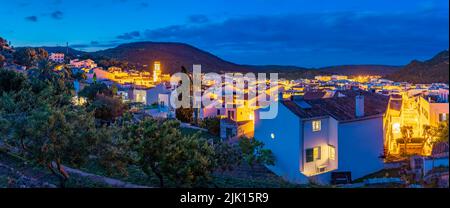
[
  {"x1": 385, "y1": 50, "x2": 449, "y2": 83},
  {"x1": 91, "y1": 42, "x2": 254, "y2": 74},
  {"x1": 15, "y1": 46, "x2": 87, "y2": 58},
  {"x1": 91, "y1": 42, "x2": 401, "y2": 75}
]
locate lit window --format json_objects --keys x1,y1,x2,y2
[
  {"x1": 392, "y1": 123, "x2": 401, "y2": 134},
  {"x1": 329, "y1": 145, "x2": 336, "y2": 160},
  {"x1": 440, "y1": 113, "x2": 448, "y2": 122},
  {"x1": 312, "y1": 120, "x2": 321, "y2": 132},
  {"x1": 313, "y1": 146, "x2": 321, "y2": 160}
]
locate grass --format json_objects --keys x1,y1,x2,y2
[{"x1": 0, "y1": 151, "x2": 112, "y2": 188}]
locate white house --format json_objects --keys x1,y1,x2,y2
[
  {"x1": 254, "y1": 90, "x2": 389, "y2": 184},
  {"x1": 145, "y1": 83, "x2": 170, "y2": 106},
  {"x1": 49, "y1": 53, "x2": 65, "y2": 63}
]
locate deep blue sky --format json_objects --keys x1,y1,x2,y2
[{"x1": 0, "y1": 0, "x2": 448, "y2": 67}]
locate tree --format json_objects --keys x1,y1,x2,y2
[
  {"x1": 176, "y1": 66, "x2": 195, "y2": 123},
  {"x1": 89, "y1": 94, "x2": 127, "y2": 122},
  {"x1": 0, "y1": 65, "x2": 98, "y2": 188},
  {"x1": 79, "y1": 83, "x2": 112, "y2": 101},
  {"x1": 212, "y1": 140, "x2": 242, "y2": 172},
  {"x1": 94, "y1": 124, "x2": 133, "y2": 176},
  {"x1": 238, "y1": 137, "x2": 275, "y2": 168},
  {"x1": 400, "y1": 126, "x2": 414, "y2": 155},
  {"x1": 14, "y1": 48, "x2": 37, "y2": 68},
  {"x1": 129, "y1": 118, "x2": 215, "y2": 187},
  {"x1": 11, "y1": 105, "x2": 98, "y2": 188},
  {"x1": 0, "y1": 68, "x2": 28, "y2": 93},
  {"x1": 435, "y1": 121, "x2": 449, "y2": 143},
  {"x1": 424, "y1": 121, "x2": 448, "y2": 143},
  {"x1": 36, "y1": 48, "x2": 48, "y2": 61},
  {"x1": 0, "y1": 54, "x2": 5, "y2": 66},
  {"x1": 13, "y1": 48, "x2": 48, "y2": 69},
  {"x1": 199, "y1": 117, "x2": 221, "y2": 136}
]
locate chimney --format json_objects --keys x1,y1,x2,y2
[{"x1": 355, "y1": 95, "x2": 364, "y2": 117}]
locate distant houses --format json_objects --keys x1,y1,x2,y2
[{"x1": 49, "y1": 53, "x2": 65, "y2": 63}]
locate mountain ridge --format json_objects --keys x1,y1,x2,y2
[
  {"x1": 385, "y1": 50, "x2": 449, "y2": 83},
  {"x1": 15, "y1": 41, "x2": 447, "y2": 82}
]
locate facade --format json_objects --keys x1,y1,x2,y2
[
  {"x1": 69, "y1": 59, "x2": 97, "y2": 69},
  {"x1": 49, "y1": 53, "x2": 65, "y2": 63},
  {"x1": 254, "y1": 90, "x2": 388, "y2": 184},
  {"x1": 145, "y1": 84, "x2": 171, "y2": 105},
  {"x1": 153, "y1": 61, "x2": 161, "y2": 82}
]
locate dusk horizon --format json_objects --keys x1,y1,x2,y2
[{"x1": 1, "y1": 0, "x2": 448, "y2": 67}]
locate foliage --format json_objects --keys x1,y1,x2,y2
[
  {"x1": 238, "y1": 138, "x2": 275, "y2": 168},
  {"x1": 423, "y1": 121, "x2": 449, "y2": 144},
  {"x1": 94, "y1": 124, "x2": 133, "y2": 176},
  {"x1": 198, "y1": 117, "x2": 220, "y2": 136},
  {"x1": 13, "y1": 47, "x2": 48, "y2": 69},
  {"x1": 0, "y1": 68, "x2": 28, "y2": 93},
  {"x1": 400, "y1": 125, "x2": 414, "y2": 155},
  {"x1": 212, "y1": 141, "x2": 242, "y2": 172},
  {"x1": 0, "y1": 54, "x2": 5, "y2": 66},
  {"x1": 89, "y1": 94, "x2": 127, "y2": 122},
  {"x1": 127, "y1": 118, "x2": 216, "y2": 187},
  {"x1": 0, "y1": 67, "x2": 97, "y2": 187},
  {"x1": 176, "y1": 107, "x2": 194, "y2": 123},
  {"x1": 79, "y1": 83, "x2": 113, "y2": 101}
]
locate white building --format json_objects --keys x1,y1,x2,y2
[
  {"x1": 69, "y1": 59, "x2": 97, "y2": 69},
  {"x1": 49, "y1": 53, "x2": 65, "y2": 63},
  {"x1": 254, "y1": 90, "x2": 389, "y2": 184}
]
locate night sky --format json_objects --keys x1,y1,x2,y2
[{"x1": 0, "y1": 0, "x2": 448, "y2": 67}]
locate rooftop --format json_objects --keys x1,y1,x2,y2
[{"x1": 282, "y1": 90, "x2": 389, "y2": 122}]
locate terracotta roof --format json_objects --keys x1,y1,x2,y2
[
  {"x1": 282, "y1": 100, "x2": 329, "y2": 118},
  {"x1": 303, "y1": 90, "x2": 326, "y2": 100},
  {"x1": 283, "y1": 90, "x2": 389, "y2": 122}
]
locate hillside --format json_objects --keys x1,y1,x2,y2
[
  {"x1": 90, "y1": 42, "x2": 404, "y2": 76},
  {"x1": 15, "y1": 46, "x2": 87, "y2": 58},
  {"x1": 385, "y1": 50, "x2": 449, "y2": 83},
  {"x1": 14, "y1": 41, "x2": 448, "y2": 83},
  {"x1": 91, "y1": 42, "x2": 253, "y2": 74}
]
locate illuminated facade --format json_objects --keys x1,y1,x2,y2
[
  {"x1": 384, "y1": 88, "x2": 449, "y2": 156},
  {"x1": 153, "y1": 61, "x2": 161, "y2": 83},
  {"x1": 49, "y1": 53, "x2": 65, "y2": 63}
]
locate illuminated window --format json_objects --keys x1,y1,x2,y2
[
  {"x1": 329, "y1": 145, "x2": 336, "y2": 160},
  {"x1": 312, "y1": 120, "x2": 321, "y2": 132},
  {"x1": 392, "y1": 123, "x2": 401, "y2": 134},
  {"x1": 313, "y1": 146, "x2": 321, "y2": 160},
  {"x1": 439, "y1": 113, "x2": 448, "y2": 122}
]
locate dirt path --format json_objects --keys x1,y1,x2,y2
[{"x1": 63, "y1": 165, "x2": 151, "y2": 188}]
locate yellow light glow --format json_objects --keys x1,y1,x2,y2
[
  {"x1": 392, "y1": 123, "x2": 401, "y2": 134},
  {"x1": 270, "y1": 133, "x2": 275, "y2": 139}
]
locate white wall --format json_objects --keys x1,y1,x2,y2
[
  {"x1": 254, "y1": 103, "x2": 309, "y2": 184},
  {"x1": 146, "y1": 84, "x2": 169, "y2": 105},
  {"x1": 335, "y1": 117, "x2": 384, "y2": 181}
]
